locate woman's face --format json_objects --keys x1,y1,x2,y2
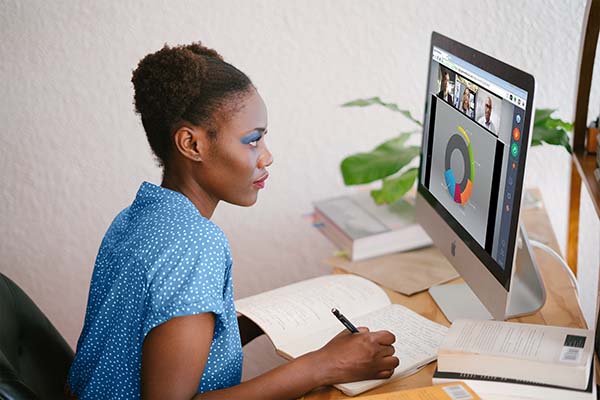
[
  {"x1": 462, "y1": 89, "x2": 469, "y2": 110},
  {"x1": 199, "y1": 89, "x2": 273, "y2": 207}
]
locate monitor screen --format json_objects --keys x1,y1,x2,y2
[{"x1": 419, "y1": 37, "x2": 532, "y2": 290}]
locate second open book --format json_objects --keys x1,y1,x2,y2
[{"x1": 235, "y1": 274, "x2": 448, "y2": 396}]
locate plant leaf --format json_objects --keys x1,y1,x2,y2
[
  {"x1": 340, "y1": 146, "x2": 420, "y2": 185},
  {"x1": 374, "y1": 133, "x2": 412, "y2": 152},
  {"x1": 531, "y1": 108, "x2": 573, "y2": 153},
  {"x1": 534, "y1": 108, "x2": 556, "y2": 125},
  {"x1": 531, "y1": 137, "x2": 543, "y2": 147},
  {"x1": 370, "y1": 168, "x2": 419, "y2": 204},
  {"x1": 543, "y1": 118, "x2": 573, "y2": 132},
  {"x1": 532, "y1": 125, "x2": 572, "y2": 154},
  {"x1": 341, "y1": 97, "x2": 423, "y2": 126},
  {"x1": 535, "y1": 109, "x2": 573, "y2": 131}
]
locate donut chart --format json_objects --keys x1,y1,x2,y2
[{"x1": 444, "y1": 126, "x2": 475, "y2": 205}]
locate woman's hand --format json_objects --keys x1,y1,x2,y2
[{"x1": 313, "y1": 327, "x2": 399, "y2": 386}]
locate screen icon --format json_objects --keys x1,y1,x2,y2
[
  {"x1": 512, "y1": 127, "x2": 521, "y2": 141},
  {"x1": 511, "y1": 142, "x2": 519, "y2": 157}
]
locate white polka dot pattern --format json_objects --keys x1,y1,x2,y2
[{"x1": 68, "y1": 182, "x2": 243, "y2": 398}]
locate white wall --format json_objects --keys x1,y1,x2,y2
[
  {"x1": 1, "y1": 0, "x2": 598, "y2": 379},
  {"x1": 578, "y1": 186, "x2": 600, "y2": 330}
]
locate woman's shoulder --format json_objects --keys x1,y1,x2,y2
[
  {"x1": 137, "y1": 201, "x2": 226, "y2": 244},
  {"x1": 132, "y1": 182, "x2": 226, "y2": 236}
]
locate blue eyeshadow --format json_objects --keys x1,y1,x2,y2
[{"x1": 240, "y1": 130, "x2": 262, "y2": 144}]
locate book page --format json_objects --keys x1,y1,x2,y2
[
  {"x1": 355, "y1": 304, "x2": 449, "y2": 369},
  {"x1": 335, "y1": 304, "x2": 449, "y2": 396},
  {"x1": 235, "y1": 274, "x2": 390, "y2": 350}
]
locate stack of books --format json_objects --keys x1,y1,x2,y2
[
  {"x1": 433, "y1": 319, "x2": 596, "y2": 399},
  {"x1": 312, "y1": 191, "x2": 432, "y2": 261}
]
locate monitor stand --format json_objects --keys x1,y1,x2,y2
[{"x1": 429, "y1": 224, "x2": 546, "y2": 322}]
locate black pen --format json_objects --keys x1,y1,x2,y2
[{"x1": 331, "y1": 308, "x2": 359, "y2": 333}]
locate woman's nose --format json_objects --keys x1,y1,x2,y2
[{"x1": 258, "y1": 147, "x2": 273, "y2": 169}]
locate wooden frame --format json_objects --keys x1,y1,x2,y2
[{"x1": 567, "y1": 0, "x2": 600, "y2": 271}]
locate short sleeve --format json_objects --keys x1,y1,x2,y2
[{"x1": 141, "y1": 226, "x2": 229, "y2": 339}]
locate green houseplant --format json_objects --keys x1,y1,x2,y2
[{"x1": 340, "y1": 97, "x2": 573, "y2": 204}]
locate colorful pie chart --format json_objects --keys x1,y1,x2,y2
[{"x1": 444, "y1": 126, "x2": 474, "y2": 205}]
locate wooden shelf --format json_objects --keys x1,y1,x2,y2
[
  {"x1": 567, "y1": 0, "x2": 600, "y2": 270},
  {"x1": 573, "y1": 148, "x2": 600, "y2": 216}
]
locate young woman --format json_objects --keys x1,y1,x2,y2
[{"x1": 67, "y1": 42, "x2": 399, "y2": 400}]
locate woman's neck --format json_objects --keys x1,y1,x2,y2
[{"x1": 161, "y1": 168, "x2": 218, "y2": 219}]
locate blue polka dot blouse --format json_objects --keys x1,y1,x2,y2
[{"x1": 68, "y1": 182, "x2": 243, "y2": 398}]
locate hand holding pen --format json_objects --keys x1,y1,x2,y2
[
  {"x1": 314, "y1": 307, "x2": 399, "y2": 385},
  {"x1": 331, "y1": 308, "x2": 359, "y2": 333}
]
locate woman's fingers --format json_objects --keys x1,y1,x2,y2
[
  {"x1": 377, "y1": 344, "x2": 396, "y2": 358},
  {"x1": 371, "y1": 330, "x2": 396, "y2": 345},
  {"x1": 375, "y1": 369, "x2": 395, "y2": 379},
  {"x1": 379, "y1": 355, "x2": 400, "y2": 371}
]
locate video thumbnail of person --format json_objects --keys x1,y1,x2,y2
[
  {"x1": 436, "y1": 66, "x2": 456, "y2": 105},
  {"x1": 474, "y1": 87, "x2": 502, "y2": 136},
  {"x1": 453, "y1": 76, "x2": 478, "y2": 119}
]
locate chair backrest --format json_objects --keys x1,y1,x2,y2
[{"x1": 0, "y1": 273, "x2": 74, "y2": 400}]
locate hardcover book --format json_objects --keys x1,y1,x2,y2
[
  {"x1": 313, "y1": 192, "x2": 432, "y2": 261},
  {"x1": 437, "y1": 319, "x2": 594, "y2": 390},
  {"x1": 432, "y1": 367, "x2": 596, "y2": 400}
]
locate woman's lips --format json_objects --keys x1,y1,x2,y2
[{"x1": 253, "y1": 173, "x2": 269, "y2": 189}]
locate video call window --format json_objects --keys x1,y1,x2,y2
[{"x1": 436, "y1": 66, "x2": 503, "y2": 137}]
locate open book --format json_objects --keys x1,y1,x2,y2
[{"x1": 235, "y1": 275, "x2": 448, "y2": 396}]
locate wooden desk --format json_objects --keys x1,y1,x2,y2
[{"x1": 302, "y1": 193, "x2": 587, "y2": 399}]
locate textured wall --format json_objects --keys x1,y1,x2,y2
[{"x1": 1, "y1": 0, "x2": 598, "y2": 380}]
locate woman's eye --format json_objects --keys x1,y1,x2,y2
[{"x1": 241, "y1": 131, "x2": 263, "y2": 147}]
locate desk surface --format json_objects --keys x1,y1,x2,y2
[{"x1": 301, "y1": 192, "x2": 587, "y2": 399}]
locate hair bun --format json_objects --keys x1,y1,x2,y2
[
  {"x1": 184, "y1": 43, "x2": 223, "y2": 61},
  {"x1": 131, "y1": 42, "x2": 222, "y2": 128}
]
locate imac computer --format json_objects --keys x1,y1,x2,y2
[{"x1": 416, "y1": 32, "x2": 545, "y2": 322}]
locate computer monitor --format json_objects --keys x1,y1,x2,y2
[{"x1": 416, "y1": 32, "x2": 545, "y2": 322}]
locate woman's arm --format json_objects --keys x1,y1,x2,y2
[
  {"x1": 141, "y1": 313, "x2": 215, "y2": 400},
  {"x1": 142, "y1": 314, "x2": 398, "y2": 400},
  {"x1": 237, "y1": 314, "x2": 264, "y2": 346},
  {"x1": 197, "y1": 327, "x2": 398, "y2": 400}
]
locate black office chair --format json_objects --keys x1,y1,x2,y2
[{"x1": 0, "y1": 273, "x2": 74, "y2": 400}]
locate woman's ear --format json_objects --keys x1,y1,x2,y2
[{"x1": 172, "y1": 125, "x2": 209, "y2": 162}]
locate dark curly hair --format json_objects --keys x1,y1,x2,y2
[{"x1": 131, "y1": 42, "x2": 253, "y2": 167}]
